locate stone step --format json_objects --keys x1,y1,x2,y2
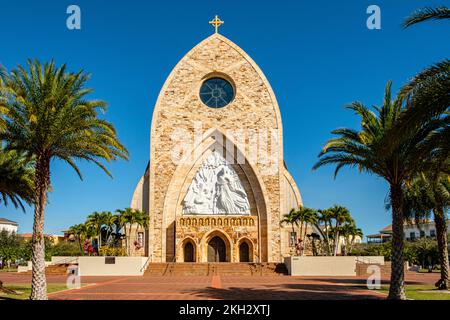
[
  {"x1": 144, "y1": 262, "x2": 288, "y2": 276},
  {"x1": 22, "y1": 264, "x2": 74, "y2": 275}
]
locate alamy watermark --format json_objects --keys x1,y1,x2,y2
[
  {"x1": 66, "y1": 265, "x2": 81, "y2": 289},
  {"x1": 366, "y1": 265, "x2": 381, "y2": 289},
  {"x1": 367, "y1": 5, "x2": 381, "y2": 30},
  {"x1": 66, "y1": 5, "x2": 81, "y2": 30}
]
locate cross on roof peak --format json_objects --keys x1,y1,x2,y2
[{"x1": 209, "y1": 15, "x2": 224, "y2": 34}]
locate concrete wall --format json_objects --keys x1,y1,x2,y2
[
  {"x1": 77, "y1": 257, "x2": 149, "y2": 276},
  {"x1": 23, "y1": 260, "x2": 53, "y2": 272},
  {"x1": 284, "y1": 256, "x2": 385, "y2": 276},
  {"x1": 51, "y1": 256, "x2": 79, "y2": 264}
]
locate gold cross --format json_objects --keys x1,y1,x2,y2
[{"x1": 209, "y1": 15, "x2": 224, "y2": 34}]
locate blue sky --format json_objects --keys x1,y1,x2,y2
[{"x1": 0, "y1": 0, "x2": 449, "y2": 238}]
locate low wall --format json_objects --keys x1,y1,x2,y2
[
  {"x1": 284, "y1": 256, "x2": 385, "y2": 276},
  {"x1": 51, "y1": 256, "x2": 79, "y2": 265},
  {"x1": 23, "y1": 260, "x2": 52, "y2": 271},
  {"x1": 77, "y1": 257, "x2": 149, "y2": 276}
]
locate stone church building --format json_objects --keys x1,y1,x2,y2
[{"x1": 130, "y1": 17, "x2": 303, "y2": 263}]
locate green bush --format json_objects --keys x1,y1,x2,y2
[
  {"x1": 350, "y1": 242, "x2": 392, "y2": 261},
  {"x1": 350, "y1": 238, "x2": 447, "y2": 268},
  {"x1": 0, "y1": 230, "x2": 31, "y2": 265},
  {"x1": 49, "y1": 241, "x2": 83, "y2": 257},
  {"x1": 99, "y1": 246, "x2": 126, "y2": 256}
]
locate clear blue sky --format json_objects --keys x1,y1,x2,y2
[{"x1": 0, "y1": 0, "x2": 448, "y2": 239}]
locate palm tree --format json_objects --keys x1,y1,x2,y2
[
  {"x1": 327, "y1": 205, "x2": 352, "y2": 256},
  {"x1": 317, "y1": 209, "x2": 333, "y2": 255},
  {"x1": 403, "y1": 6, "x2": 450, "y2": 27},
  {"x1": 0, "y1": 60, "x2": 128, "y2": 300},
  {"x1": 0, "y1": 147, "x2": 34, "y2": 210},
  {"x1": 301, "y1": 208, "x2": 318, "y2": 256},
  {"x1": 67, "y1": 223, "x2": 89, "y2": 254},
  {"x1": 401, "y1": 5, "x2": 450, "y2": 290},
  {"x1": 403, "y1": 169, "x2": 450, "y2": 290},
  {"x1": 398, "y1": 6, "x2": 450, "y2": 161},
  {"x1": 300, "y1": 207, "x2": 318, "y2": 243},
  {"x1": 341, "y1": 222, "x2": 363, "y2": 255},
  {"x1": 312, "y1": 81, "x2": 441, "y2": 299},
  {"x1": 102, "y1": 211, "x2": 117, "y2": 247},
  {"x1": 116, "y1": 208, "x2": 143, "y2": 256},
  {"x1": 280, "y1": 208, "x2": 300, "y2": 252},
  {"x1": 134, "y1": 211, "x2": 149, "y2": 244},
  {"x1": 129, "y1": 210, "x2": 149, "y2": 252},
  {"x1": 86, "y1": 212, "x2": 107, "y2": 252}
]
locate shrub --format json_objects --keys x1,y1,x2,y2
[
  {"x1": 99, "y1": 246, "x2": 126, "y2": 256},
  {"x1": 49, "y1": 241, "x2": 83, "y2": 257}
]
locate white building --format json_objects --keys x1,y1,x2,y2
[
  {"x1": 0, "y1": 218, "x2": 18, "y2": 234},
  {"x1": 367, "y1": 219, "x2": 450, "y2": 243}
]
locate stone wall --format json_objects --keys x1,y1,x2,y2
[{"x1": 176, "y1": 215, "x2": 258, "y2": 262}]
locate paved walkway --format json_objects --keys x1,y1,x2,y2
[{"x1": 0, "y1": 272, "x2": 439, "y2": 300}]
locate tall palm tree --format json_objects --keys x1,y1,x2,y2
[
  {"x1": 312, "y1": 81, "x2": 441, "y2": 299},
  {"x1": 398, "y1": 6, "x2": 450, "y2": 161},
  {"x1": 0, "y1": 60, "x2": 128, "y2": 300},
  {"x1": 0, "y1": 147, "x2": 34, "y2": 210},
  {"x1": 401, "y1": 5, "x2": 450, "y2": 290}
]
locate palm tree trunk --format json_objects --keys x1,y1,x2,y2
[
  {"x1": 30, "y1": 155, "x2": 50, "y2": 300},
  {"x1": 127, "y1": 225, "x2": 132, "y2": 256},
  {"x1": 303, "y1": 223, "x2": 308, "y2": 256},
  {"x1": 388, "y1": 183, "x2": 406, "y2": 300},
  {"x1": 98, "y1": 230, "x2": 102, "y2": 252},
  {"x1": 325, "y1": 221, "x2": 332, "y2": 255},
  {"x1": 434, "y1": 207, "x2": 449, "y2": 290},
  {"x1": 333, "y1": 228, "x2": 340, "y2": 256}
]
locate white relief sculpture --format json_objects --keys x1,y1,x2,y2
[{"x1": 182, "y1": 151, "x2": 250, "y2": 215}]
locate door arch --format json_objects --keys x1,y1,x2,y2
[
  {"x1": 239, "y1": 239, "x2": 253, "y2": 262},
  {"x1": 184, "y1": 241, "x2": 195, "y2": 262},
  {"x1": 239, "y1": 242, "x2": 250, "y2": 262},
  {"x1": 208, "y1": 236, "x2": 227, "y2": 262}
]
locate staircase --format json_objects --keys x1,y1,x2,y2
[{"x1": 144, "y1": 262, "x2": 288, "y2": 276}]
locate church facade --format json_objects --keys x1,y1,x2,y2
[{"x1": 130, "y1": 18, "x2": 303, "y2": 263}]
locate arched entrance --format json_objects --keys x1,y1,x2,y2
[
  {"x1": 239, "y1": 242, "x2": 250, "y2": 262},
  {"x1": 184, "y1": 241, "x2": 195, "y2": 262},
  {"x1": 208, "y1": 236, "x2": 226, "y2": 262}
]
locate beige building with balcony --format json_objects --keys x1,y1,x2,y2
[{"x1": 130, "y1": 17, "x2": 303, "y2": 263}]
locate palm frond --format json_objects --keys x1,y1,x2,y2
[{"x1": 403, "y1": 6, "x2": 450, "y2": 28}]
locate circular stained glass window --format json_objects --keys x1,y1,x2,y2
[{"x1": 199, "y1": 77, "x2": 234, "y2": 108}]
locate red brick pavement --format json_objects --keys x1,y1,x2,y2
[{"x1": 0, "y1": 272, "x2": 440, "y2": 300}]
